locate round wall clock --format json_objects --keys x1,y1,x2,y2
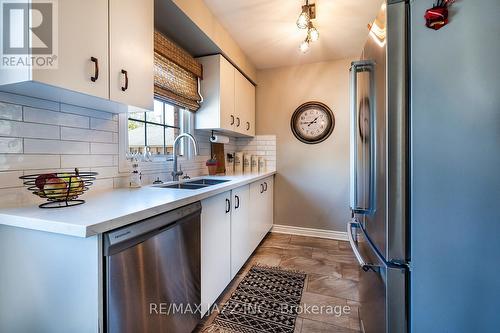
[{"x1": 290, "y1": 101, "x2": 335, "y2": 144}]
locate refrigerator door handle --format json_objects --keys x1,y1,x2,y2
[
  {"x1": 347, "y1": 220, "x2": 377, "y2": 272},
  {"x1": 350, "y1": 60, "x2": 376, "y2": 215},
  {"x1": 350, "y1": 219, "x2": 409, "y2": 271}
]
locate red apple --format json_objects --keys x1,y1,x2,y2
[{"x1": 35, "y1": 173, "x2": 56, "y2": 190}]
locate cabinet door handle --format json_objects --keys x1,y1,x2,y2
[
  {"x1": 236, "y1": 117, "x2": 240, "y2": 127},
  {"x1": 230, "y1": 115, "x2": 235, "y2": 125},
  {"x1": 225, "y1": 198, "x2": 231, "y2": 213},
  {"x1": 246, "y1": 122, "x2": 250, "y2": 130},
  {"x1": 260, "y1": 184, "x2": 264, "y2": 193},
  {"x1": 264, "y1": 182, "x2": 268, "y2": 192},
  {"x1": 235, "y1": 195, "x2": 240, "y2": 209},
  {"x1": 121, "y1": 69, "x2": 129, "y2": 91},
  {"x1": 90, "y1": 57, "x2": 99, "y2": 82}
]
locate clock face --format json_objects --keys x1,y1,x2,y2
[{"x1": 291, "y1": 102, "x2": 334, "y2": 144}]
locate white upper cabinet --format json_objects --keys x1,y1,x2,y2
[
  {"x1": 220, "y1": 56, "x2": 236, "y2": 131},
  {"x1": 34, "y1": 0, "x2": 109, "y2": 100},
  {"x1": 235, "y1": 70, "x2": 255, "y2": 136},
  {"x1": 0, "y1": 0, "x2": 153, "y2": 113},
  {"x1": 109, "y1": 0, "x2": 154, "y2": 111},
  {"x1": 196, "y1": 54, "x2": 255, "y2": 137}
]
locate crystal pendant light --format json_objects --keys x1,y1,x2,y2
[
  {"x1": 296, "y1": 9, "x2": 309, "y2": 29},
  {"x1": 299, "y1": 37, "x2": 311, "y2": 53},
  {"x1": 308, "y1": 21, "x2": 319, "y2": 42}
]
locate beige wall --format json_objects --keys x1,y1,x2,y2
[
  {"x1": 172, "y1": 0, "x2": 257, "y2": 82},
  {"x1": 256, "y1": 58, "x2": 353, "y2": 232}
]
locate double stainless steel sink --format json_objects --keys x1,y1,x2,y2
[{"x1": 155, "y1": 178, "x2": 230, "y2": 190}]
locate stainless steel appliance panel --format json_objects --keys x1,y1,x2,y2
[
  {"x1": 386, "y1": 0, "x2": 409, "y2": 263},
  {"x1": 349, "y1": 2, "x2": 409, "y2": 332},
  {"x1": 104, "y1": 203, "x2": 201, "y2": 333},
  {"x1": 360, "y1": 5, "x2": 388, "y2": 259}
]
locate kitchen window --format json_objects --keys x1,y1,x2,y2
[{"x1": 128, "y1": 99, "x2": 187, "y2": 157}]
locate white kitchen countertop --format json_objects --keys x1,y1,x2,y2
[{"x1": 0, "y1": 172, "x2": 276, "y2": 238}]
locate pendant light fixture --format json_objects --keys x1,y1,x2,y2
[
  {"x1": 296, "y1": 4, "x2": 310, "y2": 29},
  {"x1": 297, "y1": 1, "x2": 319, "y2": 53},
  {"x1": 299, "y1": 37, "x2": 311, "y2": 53},
  {"x1": 307, "y1": 21, "x2": 319, "y2": 42}
]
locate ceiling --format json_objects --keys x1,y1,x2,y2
[{"x1": 203, "y1": 0, "x2": 384, "y2": 69}]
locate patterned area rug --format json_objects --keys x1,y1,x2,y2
[{"x1": 204, "y1": 265, "x2": 306, "y2": 333}]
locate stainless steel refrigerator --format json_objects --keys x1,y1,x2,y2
[{"x1": 348, "y1": 0, "x2": 500, "y2": 332}]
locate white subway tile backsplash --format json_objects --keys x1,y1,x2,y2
[
  {"x1": 0, "y1": 120, "x2": 60, "y2": 139},
  {"x1": 0, "y1": 137, "x2": 23, "y2": 153},
  {"x1": 0, "y1": 93, "x2": 276, "y2": 207},
  {"x1": 61, "y1": 155, "x2": 114, "y2": 168},
  {"x1": 90, "y1": 118, "x2": 118, "y2": 132},
  {"x1": 91, "y1": 142, "x2": 118, "y2": 154},
  {"x1": 91, "y1": 166, "x2": 119, "y2": 179},
  {"x1": 0, "y1": 154, "x2": 60, "y2": 171},
  {"x1": 0, "y1": 92, "x2": 59, "y2": 111},
  {"x1": 88, "y1": 178, "x2": 114, "y2": 192},
  {"x1": 25, "y1": 168, "x2": 91, "y2": 175},
  {"x1": 24, "y1": 107, "x2": 90, "y2": 128},
  {"x1": 0, "y1": 102, "x2": 23, "y2": 121},
  {"x1": 61, "y1": 127, "x2": 113, "y2": 143},
  {"x1": 234, "y1": 135, "x2": 277, "y2": 172},
  {"x1": 0, "y1": 170, "x2": 23, "y2": 188},
  {"x1": 113, "y1": 175, "x2": 130, "y2": 188},
  {"x1": 60, "y1": 103, "x2": 114, "y2": 121},
  {"x1": 0, "y1": 187, "x2": 37, "y2": 208},
  {"x1": 24, "y1": 139, "x2": 90, "y2": 155}
]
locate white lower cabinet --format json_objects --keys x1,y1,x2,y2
[
  {"x1": 249, "y1": 176, "x2": 274, "y2": 251},
  {"x1": 200, "y1": 191, "x2": 232, "y2": 316},
  {"x1": 200, "y1": 176, "x2": 274, "y2": 315},
  {"x1": 263, "y1": 177, "x2": 274, "y2": 237},
  {"x1": 230, "y1": 185, "x2": 250, "y2": 278}
]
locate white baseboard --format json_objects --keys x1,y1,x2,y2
[{"x1": 271, "y1": 224, "x2": 348, "y2": 241}]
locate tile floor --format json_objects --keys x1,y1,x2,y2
[{"x1": 196, "y1": 233, "x2": 362, "y2": 333}]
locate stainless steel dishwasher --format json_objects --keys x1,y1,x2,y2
[{"x1": 103, "y1": 202, "x2": 201, "y2": 333}]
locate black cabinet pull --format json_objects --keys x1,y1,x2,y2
[
  {"x1": 225, "y1": 198, "x2": 231, "y2": 213},
  {"x1": 90, "y1": 57, "x2": 99, "y2": 82},
  {"x1": 264, "y1": 182, "x2": 268, "y2": 192},
  {"x1": 230, "y1": 115, "x2": 235, "y2": 125},
  {"x1": 235, "y1": 195, "x2": 240, "y2": 209},
  {"x1": 236, "y1": 117, "x2": 240, "y2": 127},
  {"x1": 121, "y1": 69, "x2": 128, "y2": 91},
  {"x1": 246, "y1": 122, "x2": 250, "y2": 130},
  {"x1": 260, "y1": 184, "x2": 264, "y2": 193}
]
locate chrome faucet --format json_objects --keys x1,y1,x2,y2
[{"x1": 171, "y1": 133, "x2": 199, "y2": 181}]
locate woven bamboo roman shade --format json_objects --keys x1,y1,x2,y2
[{"x1": 154, "y1": 31, "x2": 203, "y2": 111}]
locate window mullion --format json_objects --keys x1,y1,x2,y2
[
  {"x1": 163, "y1": 102, "x2": 167, "y2": 155},
  {"x1": 144, "y1": 112, "x2": 147, "y2": 148},
  {"x1": 127, "y1": 100, "x2": 180, "y2": 158}
]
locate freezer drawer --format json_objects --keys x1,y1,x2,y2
[{"x1": 348, "y1": 220, "x2": 408, "y2": 333}]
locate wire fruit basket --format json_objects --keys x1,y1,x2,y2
[{"x1": 19, "y1": 168, "x2": 98, "y2": 208}]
